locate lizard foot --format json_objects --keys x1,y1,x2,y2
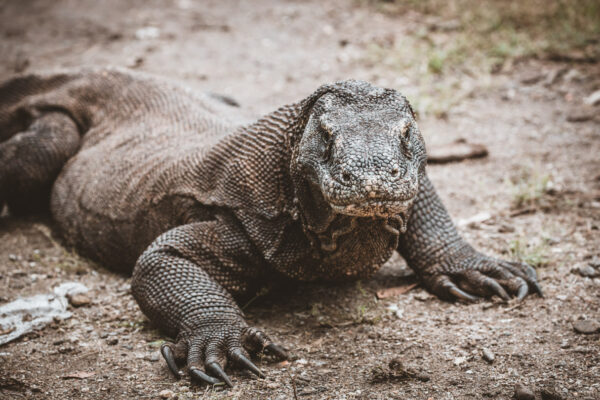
[
  {"x1": 160, "y1": 325, "x2": 287, "y2": 387},
  {"x1": 422, "y1": 251, "x2": 543, "y2": 302}
]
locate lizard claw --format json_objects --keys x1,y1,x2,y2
[
  {"x1": 160, "y1": 343, "x2": 182, "y2": 379},
  {"x1": 160, "y1": 324, "x2": 286, "y2": 387},
  {"x1": 435, "y1": 275, "x2": 480, "y2": 302},
  {"x1": 422, "y1": 252, "x2": 542, "y2": 302},
  {"x1": 264, "y1": 343, "x2": 288, "y2": 359},
  {"x1": 190, "y1": 367, "x2": 221, "y2": 386},
  {"x1": 230, "y1": 349, "x2": 265, "y2": 378},
  {"x1": 207, "y1": 362, "x2": 233, "y2": 388}
]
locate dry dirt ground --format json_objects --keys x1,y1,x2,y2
[{"x1": 1, "y1": 1, "x2": 599, "y2": 399}]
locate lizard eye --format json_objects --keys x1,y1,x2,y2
[
  {"x1": 398, "y1": 122, "x2": 410, "y2": 140},
  {"x1": 321, "y1": 127, "x2": 333, "y2": 161},
  {"x1": 397, "y1": 121, "x2": 413, "y2": 159},
  {"x1": 321, "y1": 124, "x2": 333, "y2": 140}
]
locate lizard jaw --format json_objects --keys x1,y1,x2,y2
[{"x1": 329, "y1": 199, "x2": 413, "y2": 219}]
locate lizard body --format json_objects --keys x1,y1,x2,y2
[{"x1": 0, "y1": 68, "x2": 541, "y2": 385}]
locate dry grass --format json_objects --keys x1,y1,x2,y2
[
  {"x1": 366, "y1": 0, "x2": 600, "y2": 71},
  {"x1": 362, "y1": 0, "x2": 600, "y2": 117}
]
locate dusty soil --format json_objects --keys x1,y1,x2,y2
[{"x1": 1, "y1": 0, "x2": 599, "y2": 399}]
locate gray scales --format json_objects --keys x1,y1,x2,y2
[{"x1": 0, "y1": 68, "x2": 542, "y2": 386}]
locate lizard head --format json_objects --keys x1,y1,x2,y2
[{"x1": 293, "y1": 80, "x2": 426, "y2": 229}]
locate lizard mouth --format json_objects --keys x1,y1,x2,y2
[
  {"x1": 329, "y1": 199, "x2": 413, "y2": 218},
  {"x1": 329, "y1": 200, "x2": 411, "y2": 233}
]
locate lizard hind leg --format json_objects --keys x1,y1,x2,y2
[{"x1": 0, "y1": 112, "x2": 80, "y2": 215}]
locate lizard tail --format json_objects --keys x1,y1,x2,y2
[{"x1": 0, "y1": 72, "x2": 81, "y2": 215}]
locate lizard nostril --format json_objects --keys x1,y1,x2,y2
[
  {"x1": 390, "y1": 167, "x2": 399, "y2": 177},
  {"x1": 341, "y1": 172, "x2": 352, "y2": 183}
]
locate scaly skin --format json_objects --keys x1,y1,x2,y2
[{"x1": 0, "y1": 69, "x2": 542, "y2": 387}]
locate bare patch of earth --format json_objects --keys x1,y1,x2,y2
[{"x1": 1, "y1": 0, "x2": 599, "y2": 399}]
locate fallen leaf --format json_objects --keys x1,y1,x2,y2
[
  {"x1": 376, "y1": 283, "x2": 418, "y2": 299},
  {"x1": 62, "y1": 371, "x2": 95, "y2": 380}
]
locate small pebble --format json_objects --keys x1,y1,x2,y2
[
  {"x1": 9, "y1": 254, "x2": 17, "y2": 261},
  {"x1": 482, "y1": 348, "x2": 495, "y2": 363},
  {"x1": 106, "y1": 338, "x2": 119, "y2": 346},
  {"x1": 573, "y1": 320, "x2": 600, "y2": 334},
  {"x1": 514, "y1": 384, "x2": 535, "y2": 400},
  {"x1": 584, "y1": 89, "x2": 600, "y2": 106},
  {"x1": 58, "y1": 345, "x2": 74, "y2": 354},
  {"x1": 146, "y1": 353, "x2": 160, "y2": 362},
  {"x1": 566, "y1": 111, "x2": 595, "y2": 123},
  {"x1": 575, "y1": 265, "x2": 599, "y2": 278},
  {"x1": 99, "y1": 332, "x2": 109, "y2": 339},
  {"x1": 159, "y1": 389, "x2": 174, "y2": 399},
  {"x1": 498, "y1": 224, "x2": 515, "y2": 233},
  {"x1": 68, "y1": 293, "x2": 91, "y2": 307}
]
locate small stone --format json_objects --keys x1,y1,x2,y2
[
  {"x1": 430, "y1": 18, "x2": 461, "y2": 32},
  {"x1": 541, "y1": 388, "x2": 564, "y2": 400},
  {"x1": 502, "y1": 88, "x2": 516, "y2": 101},
  {"x1": 159, "y1": 389, "x2": 174, "y2": 399},
  {"x1": 58, "y1": 345, "x2": 74, "y2": 354},
  {"x1": 572, "y1": 346, "x2": 593, "y2": 354},
  {"x1": 453, "y1": 356, "x2": 467, "y2": 366},
  {"x1": 576, "y1": 265, "x2": 599, "y2": 277},
  {"x1": 514, "y1": 384, "x2": 535, "y2": 400},
  {"x1": 135, "y1": 26, "x2": 160, "y2": 40},
  {"x1": 99, "y1": 332, "x2": 109, "y2": 339},
  {"x1": 8, "y1": 254, "x2": 17, "y2": 261},
  {"x1": 415, "y1": 372, "x2": 430, "y2": 382},
  {"x1": 106, "y1": 338, "x2": 119, "y2": 345},
  {"x1": 498, "y1": 224, "x2": 515, "y2": 233},
  {"x1": 413, "y1": 292, "x2": 431, "y2": 302},
  {"x1": 481, "y1": 348, "x2": 495, "y2": 363},
  {"x1": 521, "y1": 72, "x2": 545, "y2": 85},
  {"x1": 584, "y1": 90, "x2": 600, "y2": 106},
  {"x1": 573, "y1": 320, "x2": 600, "y2": 334},
  {"x1": 564, "y1": 68, "x2": 582, "y2": 82},
  {"x1": 567, "y1": 111, "x2": 595, "y2": 123},
  {"x1": 146, "y1": 353, "x2": 160, "y2": 362},
  {"x1": 68, "y1": 293, "x2": 91, "y2": 307}
]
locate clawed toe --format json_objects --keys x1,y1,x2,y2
[
  {"x1": 159, "y1": 326, "x2": 287, "y2": 388},
  {"x1": 424, "y1": 254, "x2": 543, "y2": 303},
  {"x1": 190, "y1": 367, "x2": 221, "y2": 385},
  {"x1": 264, "y1": 343, "x2": 288, "y2": 359},
  {"x1": 161, "y1": 343, "x2": 182, "y2": 379}
]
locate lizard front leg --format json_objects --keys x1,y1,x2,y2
[
  {"x1": 398, "y1": 173, "x2": 542, "y2": 302},
  {"x1": 131, "y1": 220, "x2": 287, "y2": 387}
]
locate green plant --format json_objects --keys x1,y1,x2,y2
[
  {"x1": 508, "y1": 238, "x2": 549, "y2": 268},
  {"x1": 507, "y1": 169, "x2": 552, "y2": 209}
]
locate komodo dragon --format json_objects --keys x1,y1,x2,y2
[{"x1": 0, "y1": 68, "x2": 542, "y2": 386}]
